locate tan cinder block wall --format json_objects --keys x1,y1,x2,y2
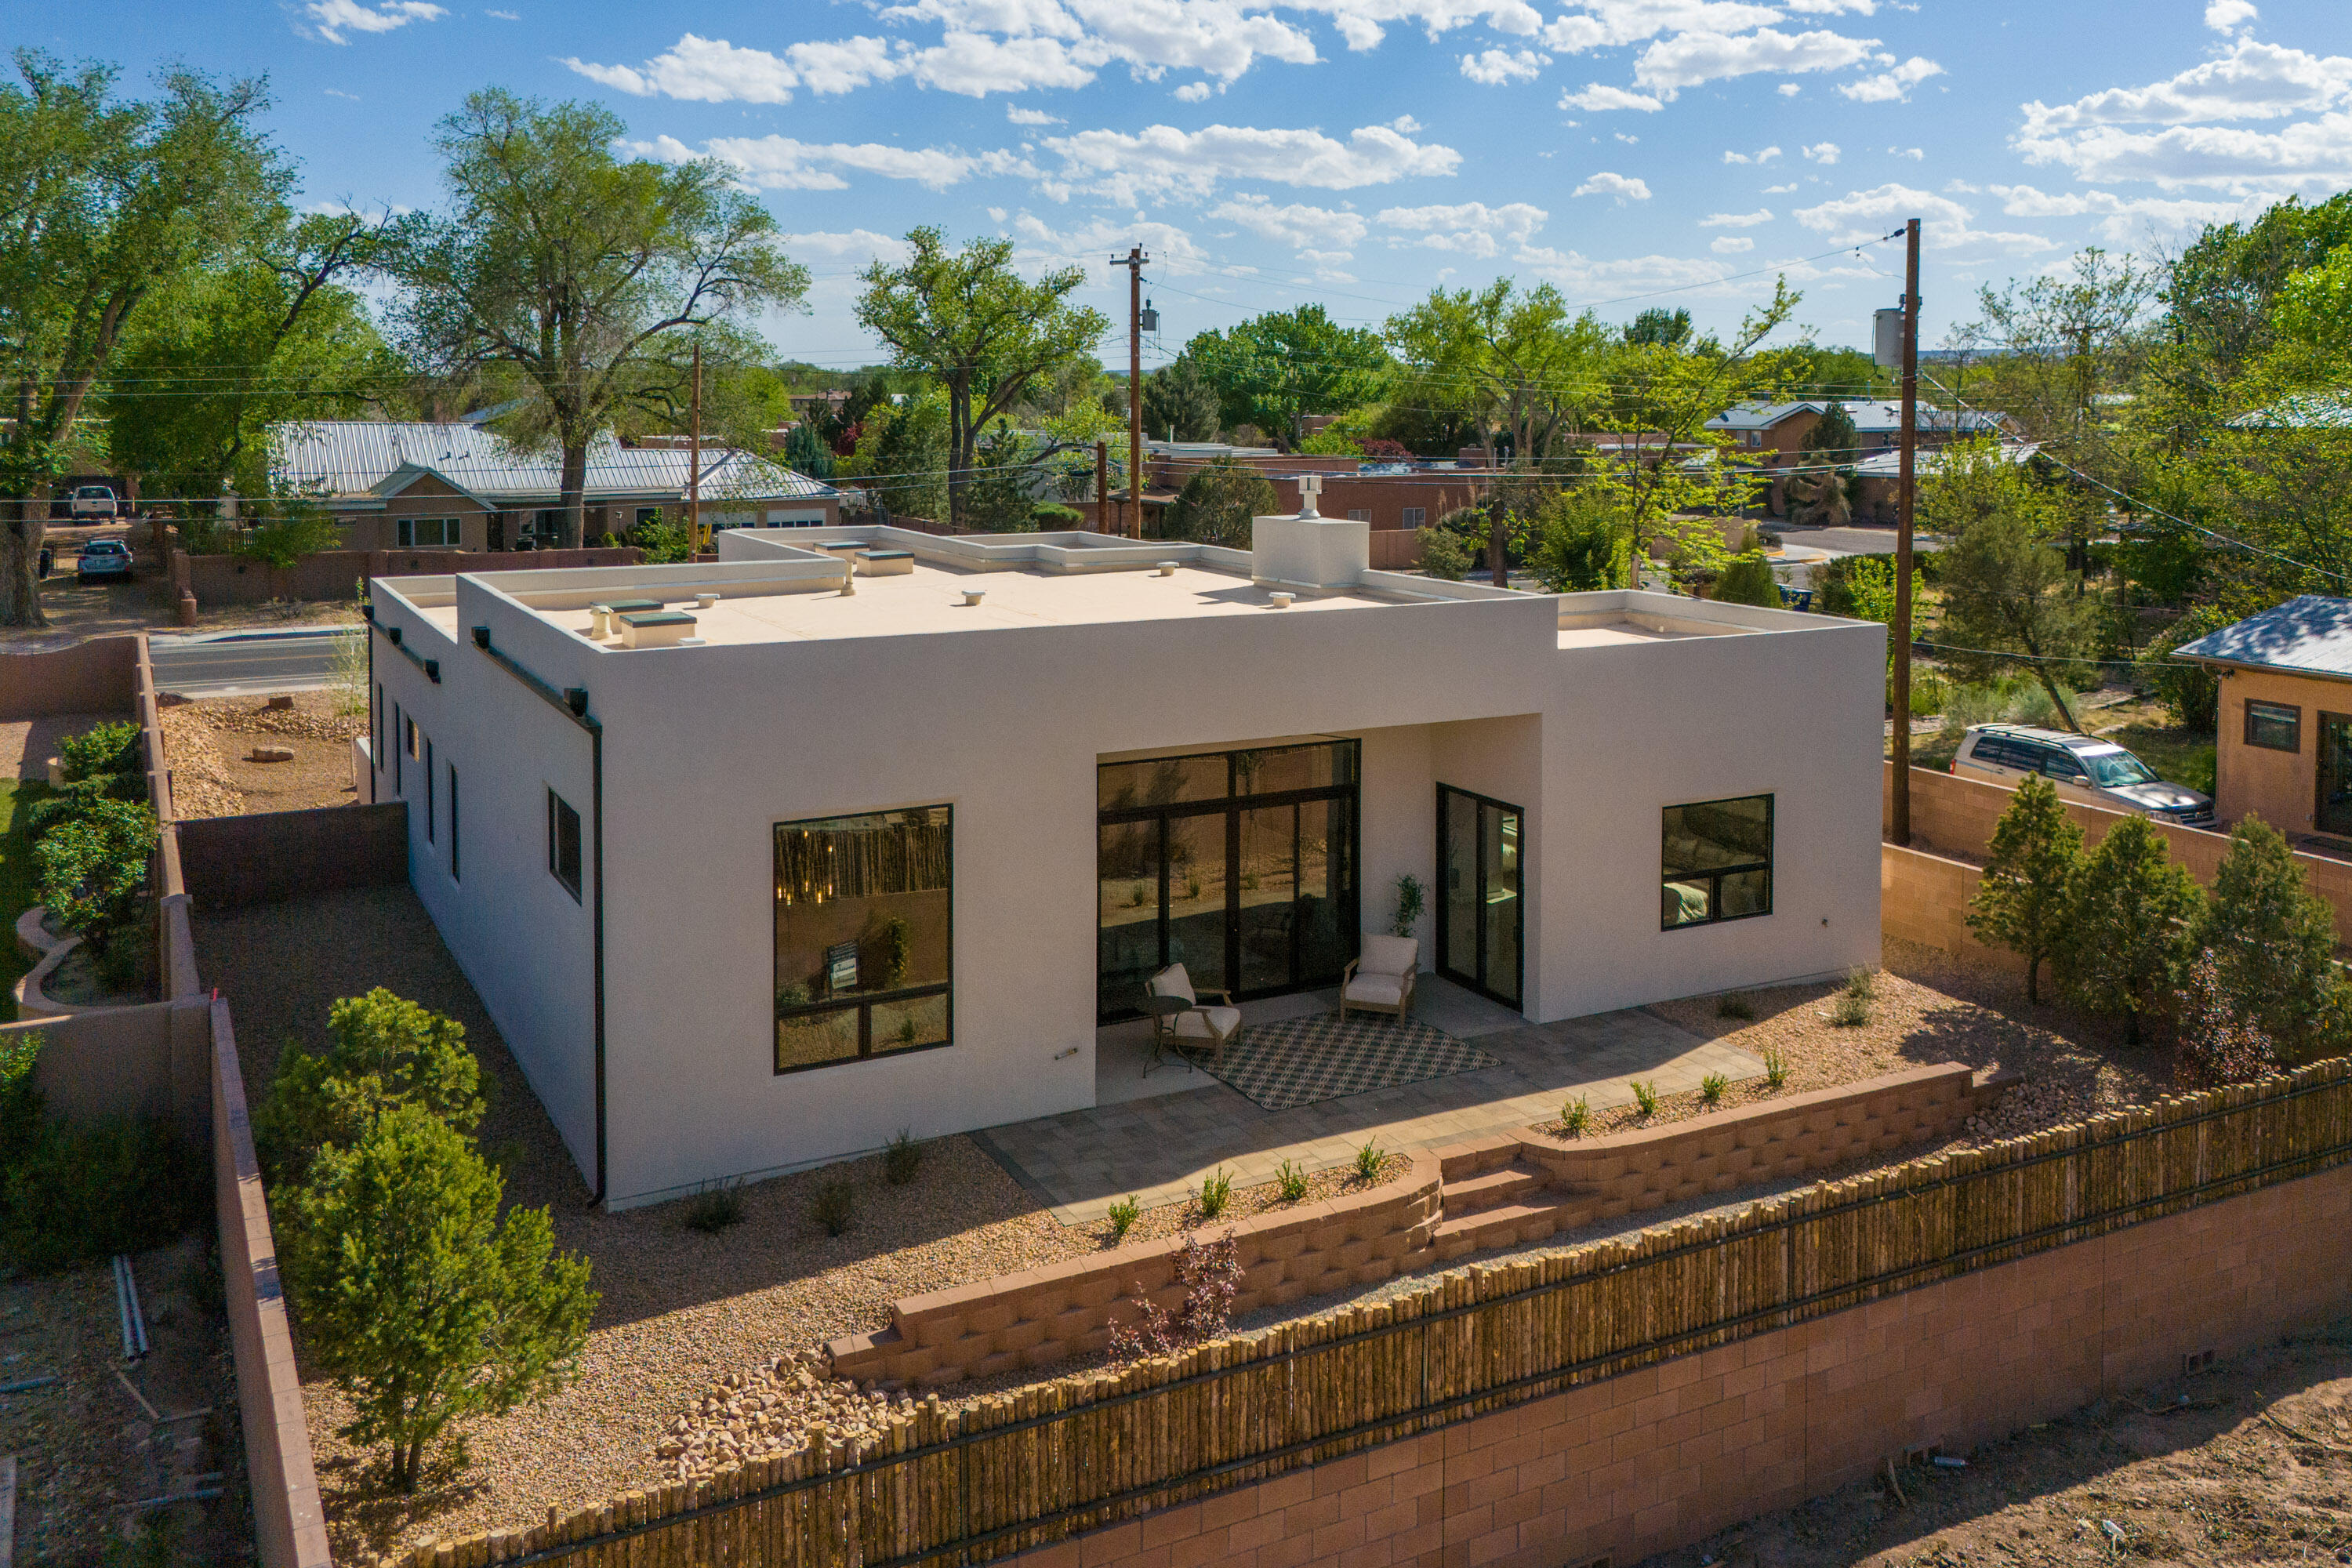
[
  {"x1": 1885, "y1": 762, "x2": 2352, "y2": 947},
  {"x1": 829, "y1": 1160, "x2": 1445, "y2": 1387},
  {"x1": 1879, "y1": 842, "x2": 2028, "y2": 974},
  {"x1": 0, "y1": 1000, "x2": 213, "y2": 1145},
  {"x1": 1012, "y1": 1158, "x2": 2352, "y2": 1568}
]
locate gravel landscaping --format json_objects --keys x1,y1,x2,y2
[
  {"x1": 195, "y1": 887, "x2": 2165, "y2": 1561},
  {"x1": 158, "y1": 691, "x2": 364, "y2": 818}
]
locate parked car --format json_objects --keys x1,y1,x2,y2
[
  {"x1": 1952, "y1": 724, "x2": 2215, "y2": 828},
  {"x1": 69, "y1": 485, "x2": 118, "y2": 520},
  {"x1": 74, "y1": 538, "x2": 133, "y2": 583}
]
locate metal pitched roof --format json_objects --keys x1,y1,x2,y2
[
  {"x1": 2171, "y1": 594, "x2": 2352, "y2": 678},
  {"x1": 1704, "y1": 400, "x2": 2010, "y2": 436},
  {"x1": 2227, "y1": 391, "x2": 2352, "y2": 430},
  {"x1": 268, "y1": 420, "x2": 837, "y2": 503}
]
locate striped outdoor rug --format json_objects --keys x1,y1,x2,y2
[{"x1": 1205, "y1": 1011, "x2": 1500, "y2": 1112}]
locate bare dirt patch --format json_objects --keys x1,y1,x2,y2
[
  {"x1": 0, "y1": 713, "x2": 134, "y2": 784},
  {"x1": 1650, "y1": 1319, "x2": 2352, "y2": 1568},
  {"x1": 158, "y1": 691, "x2": 363, "y2": 818}
]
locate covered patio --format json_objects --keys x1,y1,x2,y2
[{"x1": 974, "y1": 975, "x2": 1766, "y2": 1223}]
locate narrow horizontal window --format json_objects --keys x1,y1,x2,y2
[{"x1": 2245, "y1": 699, "x2": 2300, "y2": 753}]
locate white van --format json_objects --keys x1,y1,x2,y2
[{"x1": 1952, "y1": 724, "x2": 2215, "y2": 828}]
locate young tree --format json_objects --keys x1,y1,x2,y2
[
  {"x1": 1185, "y1": 305, "x2": 1393, "y2": 447},
  {"x1": 836, "y1": 390, "x2": 949, "y2": 526},
  {"x1": 383, "y1": 91, "x2": 807, "y2": 549},
  {"x1": 2196, "y1": 817, "x2": 2344, "y2": 1062},
  {"x1": 1965, "y1": 775, "x2": 2085, "y2": 1003},
  {"x1": 259, "y1": 988, "x2": 484, "y2": 1185},
  {"x1": 1528, "y1": 488, "x2": 1628, "y2": 592},
  {"x1": 281, "y1": 1103, "x2": 594, "y2": 1492},
  {"x1": 1622, "y1": 307, "x2": 1692, "y2": 348},
  {"x1": 1163, "y1": 459, "x2": 1278, "y2": 549},
  {"x1": 1926, "y1": 441, "x2": 2095, "y2": 729},
  {"x1": 1711, "y1": 551, "x2": 1782, "y2": 608},
  {"x1": 2060, "y1": 815, "x2": 2204, "y2": 1045},
  {"x1": 1970, "y1": 246, "x2": 2156, "y2": 488},
  {"x1": 0, "y1": 52, "x2": 281, "y2": 625},
  {"x1": 855, "y1": 228, "x2": 1106, "y2": 529}
]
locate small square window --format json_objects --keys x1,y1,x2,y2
[
  {"x1": 2245, "y1": 699, "x2": 2300, "y2": 753},
  {"x1": 1662, "y1": 795, "x2": 1773, "y2": 930},
  {"x1": 1346, "y1": 508, "x2": 1372, "y2": 522},
  {"x1": 548, "y1": 790, "x2": 583, "y2": 902},
  {"x1": 1402, "y1": 506, "x2": 1426, "y2": 529}
]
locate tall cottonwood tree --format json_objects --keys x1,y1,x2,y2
[
  {"x1": 856, "y1": 229, "x2": 1107, "y2": 528},
  {"x1": 383, "y1": 92, "x2": 807, "y2": 548},
  {"x1": 0, "y1": 51, "x2": 279, "y2": 625}
]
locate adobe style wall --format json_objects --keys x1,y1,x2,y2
[
  {"x1": 176, "y1": 800, "x2": 408, "y2": 909},
  {"x1": 0, "y1": 633, "x2": 138, "y2": 720},
  {"x1": 1882, "y1": 760, "x2": 2352, "y2": 946},
  {"x1": 1012, "y1": 1155, "x2": 2352, "y2": 1568},
  {"x1": 1878, "y1": 841, "x2": 2026, "y2": 974},
  {"x1": 830, "y1": 1065, "x2": 2006, "y2": 1390},
  {"x1": 169, "y1": 545, "x2": 645, "y2": 608}
]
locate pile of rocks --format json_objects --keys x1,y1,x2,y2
[
  {"x1": 1958, "y1": 1074, "x2": 2108, "y2": 1145},
  {"x1": 651, "y1": 1351, "x2": 914, "y2": 1482},
  {"x1": 154, "y1": 705, "x2": 240, "y2": 818},
  {"x1": 201, "y1": 695, "x2": 365, "y2": 742}
]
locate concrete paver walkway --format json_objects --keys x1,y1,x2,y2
[{"x1": 973, "y1": 984, "x2": 1766, "y2": 1224}]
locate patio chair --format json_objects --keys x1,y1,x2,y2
[
  {"x1": 1341, "y1": 935, "x2": 1418, "y2": 1023},
  {"x1": 1145, "y1": 963, "x2": 1240, "y2": 1070}
]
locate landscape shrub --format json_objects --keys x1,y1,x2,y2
[
  {"x1": 1763, "y1": 1047, "x2": 1789, "y2": 1089},
  {"x1": 258, "y1": 989, "x2": 484, "y2": 1187},
  {"x1": 882, "y1": 1128, "x2": 922, "y2": 1185},
  {"x1": 1163, "y1": 459, "x2": 1278, "y2": 550},
  {"x1": 1711, "y1": 550, "x2": 1781, "y2": 607},
  {"x1": 2172, "y1": 950, "x2": 2279, "y2": 1090},
  {"x1": 812, "y1": 1178, "x2": 855, "y2": 1236},
  {"x1": 281, "y1": 1103, "x2": 594, "y2": 1492},
  {"x1": 33, "y1": 797, "x2": 157, "y2": 959},
  {"x1": 58, "y1": 720, "x2": 141, "y2": 786},
  {"x1": 1560, "y1": 1095, "x2": 1592, "y2": 1135},
  {"x1": 682, "y1": 1179, "x2": 744, "y2": 1234},
  {"x1": 1716, "y1": 993, "x2": 1755, "y2": 1021},
  {"x1": 1700, "y1": 1072, "x2": 1729, "y2": 1105},
  {"x1": 1106, "y1": 1195, "x2": 1140, "y2": 1240},
  {"x1": 0, "y1": 1032, "x2": 42, "y2": 1170},
  {"x1": 1966, "y1": 775, "x2": 2086, "y2": 1004},
  {"x1": 1630, "y1": 1079, "x2": 1660, "y2": 1116},
  {"x1": 2195, "y1": 817, "x2": 2346, "y2": 1062},
  {"x1": 1417, "y1": 528, "x2": 1469, "y2": 581},
  {"x1": 3, "y1": 1116, "x2": 202, "y2": 1272},
  {"x1": 1107, "y1": 1230, "x2": 1241, "y2": 1363},
  {"x1": 1197, "y1": 1167, "x2": 1232, "y2": 1218},
  {"x1": 1274, "y1": 1158, "x2": 1307, "y2": 1203},
  {"x1": 1353, "y1": 1138, "x2": 1385, "y2": 1180},
  {"x1": 2059, "y1": 815, "x2": 2205, "y2": 1046}
]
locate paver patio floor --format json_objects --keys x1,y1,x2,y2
[{"x1": 973, "y1": 980, "x2": 1766, "y2": 1223}]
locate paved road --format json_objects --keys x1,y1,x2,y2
[{"x1": 147, "y1": 628, "x2": 352, "y2": 697}]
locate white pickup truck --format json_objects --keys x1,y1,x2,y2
[{"x1": 68, "y1": 485, "x2": 118, "y2": 520}]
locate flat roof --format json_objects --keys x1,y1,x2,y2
[{"x1": 416, "y1": 560, "x2": 1433, "y2": 648}]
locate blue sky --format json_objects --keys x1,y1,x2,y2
[{"x1": 21, "y1": 0, "x2": 2352, "y2": 370}]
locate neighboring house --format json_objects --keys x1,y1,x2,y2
[
  {"x1": 2173, "y1": 594, "x2": 2352, "y2": 840},
  {"x1": 363, "y1": 512, "x2": 1882, "y2": 1207},
  {"x1": 269, "y1": 420, "x2": 842, "y2": 551},
  {"x1": 1848, "y1": 440, "x2": 2041, "y2": 521},
  {"x1": 1704, "y1": 401, "x2": 2016, "y2": 521},
  {"x1": 2227, "y1": 391, "x2": 2352, "y2": 430}
]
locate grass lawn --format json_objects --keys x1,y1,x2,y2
[
  {"x1": 2094, "y1": 720, "x2": 2217, "y2": 796},
  {"x1": 0, "y1": 781, "x2": 48, "y2": 1022}
]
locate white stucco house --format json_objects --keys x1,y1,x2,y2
[{"x1": 363, "y1": 512, "x2": 1884, "y2": 1209}]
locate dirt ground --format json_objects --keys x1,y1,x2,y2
[
  {"x1": 158, "y1": 691, "x2": 365, "y2": 817},
  {"x1": 0, "y1": 1236, "x2": 250, "y2": 1567},
  {"x1": 1650, "y1": 1318, "x2": 2352, "y2": 1568},
  {"x1": 0, "y1": 522, "x2": 361, "y2": 648},
  {"x1": 190, "y1": 883, "x2": 2188, "y2": 1560},
  {"x1": 0, "y1": 713, "x2": 134, "y2": 784}
]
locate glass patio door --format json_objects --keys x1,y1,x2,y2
[
  {"x1": 2319, "y1": 713, "x2": 2352, "y2": 837},
  {"x1": 1436, "y1": 785, "x2": 1523, "y2": 1009}
]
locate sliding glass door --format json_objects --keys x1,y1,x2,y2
[
  {"x1": 1436, "y1": 785, "x2": 1523, "y2": 1009},
  {"x1": 1098, "y1": 741, "x2": 1360, "y2": 1020}
]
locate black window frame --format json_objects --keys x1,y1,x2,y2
[
  {"x1": 448, "y1": 764, "x2": 460, "y2": 881},
  {"x1": 2246, "y1": 699, "x2": 2302, "y2": 753},
  {"x1": 1661, "y1": 793, "x2": 1774, "y2": 931},
  {"x1": 424, "y1": 739, "x2": 435, "y2": 841},
  {"x1": 547, "y1": 789, "x2": 583, "y2": 902},
  {"x1": 397, "y1": 515, "x2": 459, "y2": 548},
  {"x1": 773, "y1": 806, "x2": 955, "y2": 1075},
  {"x1": 393, "y1": 703, "x2": 404, "y2": 793}
]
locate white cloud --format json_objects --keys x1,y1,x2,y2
[
  {"x1": 637, "y1": 133, "x2": 1033, "y2": 191},
  {"x1": 563, "y1": 34, "x2": 802, "y2": 103},
  {"x1": 1615, "y1": 132, "x2": 1639, "y2": 143},
  {"x1": 1634, "y1": 28, "x2": 1878, "y2": 94},
  {"x1": 2020, "y1": 41, "x2": 2352, "y2": 132},
  {"x1": 1274, "y1": 0, "x2": 1545, "y2": 53},
  {"x1": 1839, "y1": 53, "x2": 1941, "y2": 103},
  {"x1": 299, "y1": 0, "x2": 445, "y2": 43},
  {"x1": 1461, "y1": 47, "x2": 1548, "y2": 83},
  {"x1": 1208, "y1": 194, "x2": 1370, "y2": 249},
  {"x1": 1559, "y1": 83, "x2": 1663, "y2": 111},
  {"x1": 1722, "y1": 144, "x2": 1782, "y2": 164},
  {"x1": 1762, "y1": 181, "x2": 1797, "y2": 192},
  {"x1": 1784, "y1": 0, "x2": 1874, "y2": 11},
  {"x1": 789, "y1": 37, "x2": 909, "y2": 93},
  {"x1": 909, "y1": 31, "x2": 1103, "y2": 94},
  {"x1": 1802, "y1": 140, "x2": 1841, "y2": 162},
  {"x1": 2205, "y1": 0, "x2": 2256, "y2": 31},
  {"x1": 1073, "y1": 0, "x2": 1320, "y2": 83},
  {"x1": 1700, "y1": 207, "x2": 1773, "y2": 226},
  {"x1": 485, "y1": 7, "x2": 517, "y2": 16},
  {"x1": 1794, "y1": 182, "x2": 2059, "y2": 253},
  {"x1": 779, "y1": 229, "x2": 916, "y2": 265},
  {"x1": 1042, "y1": 121, "x2": 1461, "y2": 201},
  {"x1": 1887, "y1": 145, "x2": 1923, "y2": 158},
  {"x1": 323, "y1": 87, "x2": 361, "y2": 100},
  {"x1": 1513, "y1": 245, "x2": 1738, "y2": 300},
  {"x1": 1777, "y1": 82, "x2": 1801, "y2": 96},
  {"x1": 1573, "y1": 169, "x2": 1651, "y2": 201},
  {"x1": 1711, "y1": 235, "x2": 1755, "y2": 252},
  {"x1": 1982, "y1": 183, "x2": 2252, "y2": 241},
  {"x1": 1540, "y1": 1, "x2": 1784, "y2": 54},
  {"x1": 1391, "y1": 114, "x2": 1423, "y2": 132},
  {"x1": 1007, "y1": 104, "x2": 1062, "y2": 124},
  {"x1": 2016, "y1": 112, "x2": 2352, "y2": 194},
  {"x1": 1374, "y1": 199, "x2": 1548, "y2": 255},
  {"x1": 1175, "y1": 80, "x2": 1212, "y2": 99},
  {"x1": 1007, "y1": 212, "x2": 1210, "y2": 274}
]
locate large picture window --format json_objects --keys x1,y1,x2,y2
[
  {"x1": 1662, "y1": 795, "x2": 1773, "y2": 929},
  {"x1": 775, "y1": 807, "x2": 953, "y2": 1073},
  {"x1": 397, "y1": 516, "x2": 459, "y2": 547}
]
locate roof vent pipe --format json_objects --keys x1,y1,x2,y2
[{"x1": 1269, "y1": 591, "x2": 1294, "y2": 608}]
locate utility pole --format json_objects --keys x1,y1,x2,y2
[
  {"x1": 688, "y1": 339, "x2": 703, "y2": 554},
  {"x1": 1890, "y1": 217, "x2": 1922, "y2": 848},
  {"x1": 1114, "y1": 247, "x2": 1149, "y2": 538}
]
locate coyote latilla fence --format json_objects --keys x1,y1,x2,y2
[{"x1": 392, "y1": 1058, "x2": 2352, "y2": 1568}]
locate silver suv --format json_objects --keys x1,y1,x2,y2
[{"x1": 1952, "y1": 724, "x2": 2215, "y2": 828}]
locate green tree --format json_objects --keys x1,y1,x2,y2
[
  {"x1": 1385, "y1": 281, "x2": 1610, "y2": 470},
  {"x1": 32, "y1": 797, "x2": 155, "y2": 959},
  {"x1": 1528, "y1": 488, "x2": 1628, "y2": 592},
  {"x1": 282, "y1": 1103, "x2": 593, "y2": 1491},
  {"x1": 258, "y1": 988, "x2": 484, "y2": 1185},
  {"x1": 1819, "y1": 554, "x2": 1896, "y2": 622},
  {"x1": 1622, "y1": 307, "x2": 1692, "y2": 347},
  {"x1": 0, "y1": 51, "x2": 281, "y2": 625},
  {"x1": 855, "y1": 228, "x2": 1105, "y2": 529},
  {"x1": 1969, "y1": 247, "x2": 2154, "y2": 499},
  {"x1": 1185, "y1": 305, "x2": 1393, "y2": 445},
  {"x1": 2172, "y1": 949, "x2": 2278, "y2": 1089},
  {"x1": 1142, "y1": 354, "x2": 1219, "y2": 441},
  {"x1": 1163, "y1": 459, "x2": 1277, "y2": 549},
  {"x1": 234, "y1": 495, "x2": 343, "y2": 570},
  {"x1": 837, "y1": 390, "x2": 949, "y2": 525},
  {"x1": 957, "y1": 421, "x2": 1040, "y2": 532},
  {"x1": 1926, "y1": 441, "x2": 2095, "y2": 729},
  {"x1": 1711, "y1": 550, "x2": 1782, "y2": 608},
  {"x1": 1965, "y1": 775, "x2": 2085, "y2": 1003},
  {"x1": 2196, "y1": 817, "x2": 2343, "y2": 1062},
  {"x1": 780, "y1": 421, "x2": 833, "y2": 481},
  {"x1": 383, "y1": 91, "x2": 807, "y2": 549},
  {"x1": 2060, "y1": 815, "x2": 2204, "y2": 1045},
  {"x1": 2159, "y1": 191, "x2": 2352, "y2": 389}
]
